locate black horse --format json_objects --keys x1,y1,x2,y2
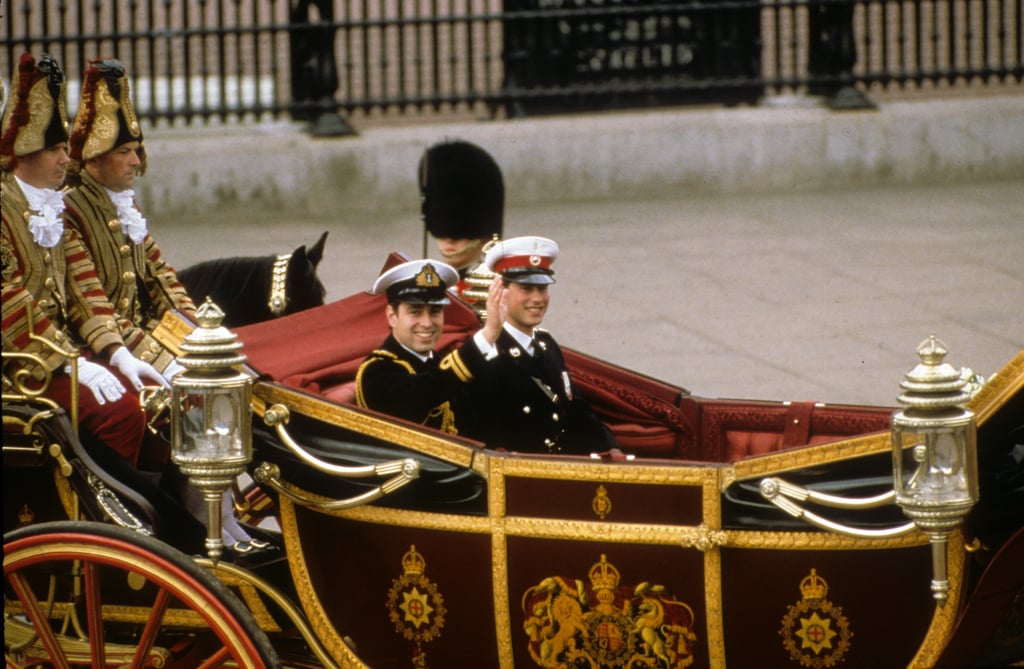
[{"x1": 177, "y1": 231, "x2": 329, "y2": 328}]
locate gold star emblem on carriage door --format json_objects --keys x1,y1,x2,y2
[
  {"x1": 796, "y1": 611, "x2": 837, "y2": 653},
  {"x1": 400, "y1": 586, "x2": 434, "y2": 628}
]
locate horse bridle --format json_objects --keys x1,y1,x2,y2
[{"x1": 268, "y1": 253, "x2": 291, "y2": 317}]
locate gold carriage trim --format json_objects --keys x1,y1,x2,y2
[
  {"x1": 522, "y1": 554, "x2": 698, "y2": 669},
  {"x1": 779, "y1": 568, "x2": 853, "y2": 668}
]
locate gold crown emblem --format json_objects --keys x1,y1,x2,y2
[
  {"x1": 402, "y1": 544, "x2": 427, "y2": 576},
  {"x1": 17, "y1": 504, "x2": 35, "y2": 528},
  {"x1": 799, "y1": 568, "x2": 829, "y2": 600},
  {"x1": 415, "y1": 264, "x2": 440, "y2": 288},
  {"x1": 588, "y1": 554, "x2": 621, "y2": 592}
]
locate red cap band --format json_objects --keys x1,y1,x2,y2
[{"x1": 494, "y1": 254, "x2": 553, "y2": 274}]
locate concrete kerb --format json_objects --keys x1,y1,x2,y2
[{"x1": 138, "y1": 94, "x2": 1024, "y2": 221}]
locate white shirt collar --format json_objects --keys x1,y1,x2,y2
[
  {"x1": 15, "y1": 176, "x2": 65, "y2": 248},
  {"x1": 504, "y1": 323, "x2": 535, "y2": 354},
  {"x1": 104, "y1": 186, "x2": 148, "y2": 243},
  {"x1": 398, "y1": 341, "x2": 433, "y2": 364}
]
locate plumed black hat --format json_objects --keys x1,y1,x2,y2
[
  {"x1": 68, "y1": 59, "x2": 145, "y2": 173},
  {"x1": 0, "y1": 53, "x2": 69, "y2": 170},
  {"x1": 418, "y1": 140, "x2": 504, "y2": 240}
]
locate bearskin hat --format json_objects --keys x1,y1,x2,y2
[
  {"x1": 0, "y1": 53, "x2": 69, "y2": 171},
  {"x1": 418, "y1": 140, "x2": 504, "y2": 240},
  {"x1": 68, "y1": 59, "x2": 146, "y2": 177}
]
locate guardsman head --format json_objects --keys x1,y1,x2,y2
[
  {"x1": 67, "y1": 58, "x2": 146, "y2": 186},
  {"x1": 372, "y1": 259, "x2": 460, "y2": 355},
  {"x1": 418, "y1": 139, "x2": 504, "y2": 270},
  {"x1": 0, "y1": 53, "x2": 70, "y2": 175}
]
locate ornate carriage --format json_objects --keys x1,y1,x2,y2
[{"x1": 5, "y1": 255, "x2": 1022, "y2": 668}]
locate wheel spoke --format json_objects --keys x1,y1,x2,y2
[
  {"x1": 82, "y1": 561, "x2": 106, "y2": 668},
  {"x1": 6, "y1": 571, "x2": 72, "y2": 669},
  {"x1": 130, "y1": 587, "x2": 172, "y2": 669},
  {"x1": 195, "y1": 646, "x2": 232, "y2": 669}
]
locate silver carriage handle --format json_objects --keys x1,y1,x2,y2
[
  {"x1": 759, "y1": 476, "x2": 916, "y2": 539},
  {"x1": 254, "y1": 403, "x2": 421, "y2": 511}
]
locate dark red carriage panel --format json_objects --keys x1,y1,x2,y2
[
  {"x1": 507, "y1": 538, "x2": 709, "y2": 669},
  {"x1": 505, "y1": 475, "x2": 704, "y2": 526},
  {"x1": 719, "y1": 544, "x2": 934, "y2": 668},
  {"x1": 290, "y1": 504, "x2": 498, "y2": 666}
]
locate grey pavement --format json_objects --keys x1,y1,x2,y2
[{"x1": 153, "y1": 177, "x2": 1024, "y2": 408}]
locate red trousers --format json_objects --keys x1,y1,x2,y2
[{"x1": 46, "y1": 365, "x2": 147, "y2": 466}]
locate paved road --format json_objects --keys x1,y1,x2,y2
[{"x1": 154, "y1": 178, "x2": 1023, "y2": 407}]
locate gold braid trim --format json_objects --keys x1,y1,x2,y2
[{"x1": 355, "y1": 349, "x2": 459, "y2": 433}]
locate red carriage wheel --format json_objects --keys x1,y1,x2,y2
[{"x1": 4, "y1": 520, "x2": 278, "y2": 668}]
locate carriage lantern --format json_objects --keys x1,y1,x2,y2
[
  {"x1": 891, "y1": 335, "x2": 979, "y2": 604},
  {"x1": 171, "y1": 299, "x2": 254, "y2": 563}
]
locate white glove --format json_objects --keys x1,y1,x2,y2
[
  {"x1": 161, "y1": 359, "x2": 186, "y2": 383},
  {"x1": 76, "y1": 358, "x2": 126, "y2": 404},
  {"x1": 110, "y1": 346, "x2": 167, "y2": 390}
]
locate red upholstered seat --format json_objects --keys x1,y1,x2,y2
[{"x1": 698, "y1": 399, "x2": 893, "y2": 463}]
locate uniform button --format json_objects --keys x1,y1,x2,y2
[
  {"x1": 108, "y1": 219, "x2": 121, "y2": 230},
  {"x1": 119, "y1": 244, "x2": 131, "y2": 256},
  {"x1": 552, "y1": 412, "x2": 560, "y2": 422},
  {"x1": 44, "y1": 277, "x2": 56, "y2": 289},
  {"x1": 141, "y1": 351, "x2": 154, "y2": 362},
  {"x1": 38, "y1": 298, "x2": 51, "y2": 309},
  {"x1": 122, "y1": 271, "x2": 135, "y2": 282},
  {"x1": 522, "y1": 406, "x2": 531, "y2": 414},
  {"x1": 119, "y1": 297, "x2": 131, "y2": 310},
  {"x1": 105, "y1": 320, "x2": 117, "y2": 331},
  {"x1": 54, "y1": 330, "x2": 65, "y2": 341},
  {"x1": 43, "y1": 253, "x2": 51, "y2": 264},
  {"x1": 149, "y1": 342, "x2": 161, "y2": 352}
]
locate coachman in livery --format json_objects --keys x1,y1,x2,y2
[
  {"x1": 63, "y1": 58, "x2": 196, "y2": 378},
  {"x1": 1, "y1": 53, "x2": 157, "y2": 466}
]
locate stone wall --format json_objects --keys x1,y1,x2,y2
[{"x1": 139, "y1": 95, "x2": 1024, "y2": 219}]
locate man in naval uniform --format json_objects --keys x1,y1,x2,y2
[
  {"x1": 62, "y1": 58, "x2": 195, "y2": 383},
  {"x1": 1, "y1": 52, "x2": 165, "y2": 466},
  {"x1": 418, "y1": 139, "x2": 504, "y2": 300},
  {"x1": 461, "y1": 236, "x2": 617, "y2": 454},
  {"x1": 356, "y1": 258, "x2": 505, "y2": 436}
]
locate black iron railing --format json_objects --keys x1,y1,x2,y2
[{"x1": 2, "y1": 0, "x2": 1021, "y2": 131}]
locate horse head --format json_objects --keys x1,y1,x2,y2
[
  {"x1": 177, "y1": 231, "x2": 329, "y2": 328},
  {"x1": 278, "y1": 230, "x2": 328, "y2": 315}
]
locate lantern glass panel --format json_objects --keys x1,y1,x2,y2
[
  {"x1": 173, "y1": 385, "x2": 252, "y2": 465},
  {"x1": 892, "y1": 422, "x2": 978, "y2": 507}
]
